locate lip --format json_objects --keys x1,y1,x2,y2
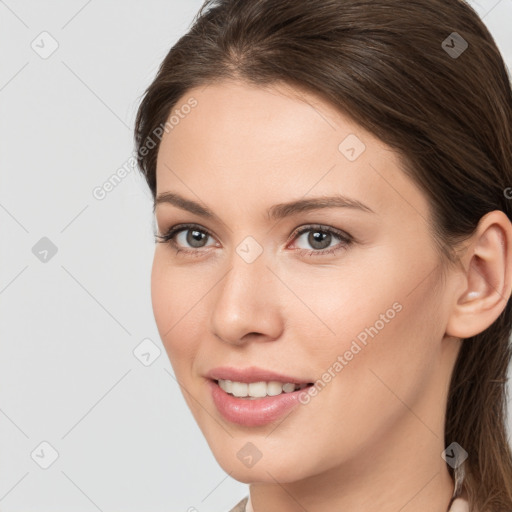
[
  {"x1": 207, "y1": 379, "x2": 311, "y2": 427},
  {"x1": 205, "y1": 366, "x2": 312, "y2": 384}
]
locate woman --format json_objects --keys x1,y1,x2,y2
[{"x1": 134, "y1": 1, "x2": 512, "y2": 510}]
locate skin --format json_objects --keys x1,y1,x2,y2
[{"x1": 151, "y1": 79, "x2": 512, "y2": 512}]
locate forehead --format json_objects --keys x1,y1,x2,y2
[
  {"x1": 158, "y1": 79, "x2": 384, "y2": 157},
  {"x1": 155, "y1": 80, "x2": 429, "y2": 223}
]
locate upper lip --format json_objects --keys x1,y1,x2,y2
[{"x1": 205, "y1": 366, "x2": 313, "y2": 384}]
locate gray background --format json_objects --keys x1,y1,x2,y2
[{"x1": 1, "y1": 1, "x2": 511, "y2": 511}]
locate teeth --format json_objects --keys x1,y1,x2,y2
[
  {"x1": 248, "y1": 381, "x2": 267, "y2": 397},
  {"x1": 232, "y1": 382, "x2": 248, "y2": 397},
  {"x1": 217, "y1": 379, "x2": 308, "y2": 398}
]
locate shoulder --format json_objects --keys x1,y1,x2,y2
[
  {"x1": 227, "y1": 493, "x2": 472, "y2": 511},
  {"x1": 226, "y1": 495, "x2": 249, "y2": 512}
]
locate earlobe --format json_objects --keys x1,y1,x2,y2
[{"x1": 446, "y1": 210, "x2": 512, "y2": 339}]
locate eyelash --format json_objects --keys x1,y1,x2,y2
[{"x1": 155, "y1": 223, "x2": 353, "y2": 258}]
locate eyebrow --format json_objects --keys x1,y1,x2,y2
[{"x1": 154, "y1": 191, "x2": 375, "y2": 221}]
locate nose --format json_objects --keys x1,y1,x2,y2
[{"x1": 210, "y1": 248, "x2": 284, "y2": 346}]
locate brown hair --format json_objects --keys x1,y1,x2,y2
[{"x1": 134, "y1": 1, "x2": 512, "y2": 509}]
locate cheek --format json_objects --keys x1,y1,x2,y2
[
  {"x1": 281, "y1": 270, "x2": 444, "y2": 469},
  {"x1": 289, "y1": 244, "x2": 444, "y2": 399},
  {"x1": 150, "y1": 251, "x2": 203, "y2": 372},
  {"x1": 315, "y1": 261, "x2": 444, "y2": 420}
]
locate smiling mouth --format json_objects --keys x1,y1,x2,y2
[{"x1": 214, "y1": 379, "x2": 314, "y2": 399}]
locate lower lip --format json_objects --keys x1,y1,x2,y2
[{"x1": 208, "y1": 380, "x2": 310, "y2": 427}]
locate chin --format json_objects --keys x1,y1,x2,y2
[{"x1": 212, "y1": 448, "x2": 311, "y2": 484}]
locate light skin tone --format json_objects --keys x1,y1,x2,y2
[{"x1": 150, "y1": 79, "x2": 512, "y2": 512}]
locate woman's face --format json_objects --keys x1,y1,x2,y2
[{"x1": 151, "y1": 80, "x2": 460, "y2": 484}]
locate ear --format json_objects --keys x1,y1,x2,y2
[{"x1": 446, "y1": 210, "x2": 512, "y2": 339}]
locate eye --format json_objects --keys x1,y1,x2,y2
[
  {"x1": 289, "y1": 224, "x2": 353, "y2": 257},
  {"x1": 155, "y1": 223, "x2": 353, "y2": 258},
  {"x1": 155, "y1": 223, "x2": 217, "y2": 256}
]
